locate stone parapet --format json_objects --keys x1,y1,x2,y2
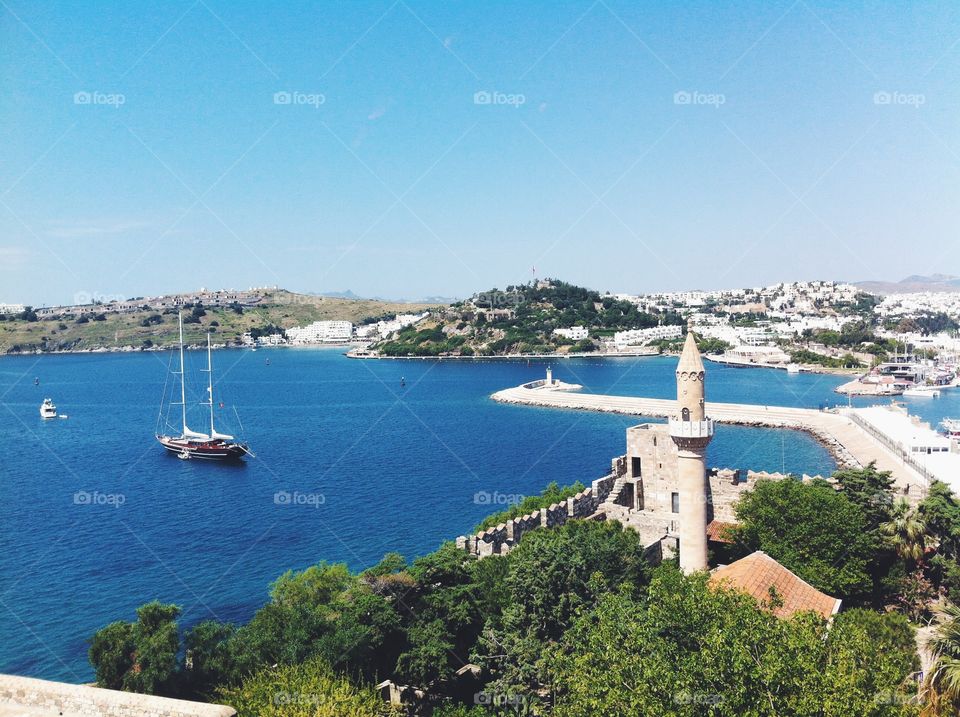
[
  {"x1": 457, "y1": 473, "x2": 617, "y2": 558},
  {"x1": 0, "y1": 674, "x2": 236, "y2": 717}
]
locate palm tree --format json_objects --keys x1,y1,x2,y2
[
  {"x1": 923, "y1": 602, "x2": 960, "y2": 716},
  {"x1": 882, "y1": 498, "x2": 928, "y2": 566}
]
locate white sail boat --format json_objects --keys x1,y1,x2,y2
[{"x1": 155, "y1": 314, "x2": 250, "y2": 461}]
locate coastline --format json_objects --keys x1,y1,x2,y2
[
  {"x1": 346, "y1": 348, "x2": 662, "y2": 360},
  {"x1": 703, "y1": 354, "x2": 856, "y2": 377},
  {"x1": 0, "y1": 342, "x2": 359, "y2": 357}
]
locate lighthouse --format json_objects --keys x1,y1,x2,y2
[{"x1": 668, "y1": 321, "x2": 714, "y2": 573}]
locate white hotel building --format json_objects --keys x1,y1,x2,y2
[
  {"x1": 286, "y1": 320, "x2": 354, "y2": 344},
  {"x1": 613, "y1": 324, "x2": 683, "y2": 348},
  {"x1": 553, "y1": 326, "x2": 589, "y2": 341}
]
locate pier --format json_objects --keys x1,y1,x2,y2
[{"x1": 492, "y1": 384, "x2": 935, "y2": 498}]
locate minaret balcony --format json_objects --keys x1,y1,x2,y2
[{"x1": 668, "y1": 417, "x2": 715, "y2": 439}]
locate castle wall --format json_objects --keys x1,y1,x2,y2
[
  {"x1": 456, "y1": 471, "x2": 621, "y2": 558},
  {"x1": 456, "y1": 465, "x2": 832, "y2": 559},
  {"x1": 0, "y1": 674, "x2": 236, "y2": 717}
]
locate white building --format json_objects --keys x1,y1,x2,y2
[
  {"x1": 723, "y1": 345, "x2": 791, "y2": 364},
  {"x1": 613, "y1": 324, "x2": 682, "y2": 348},
  {"x1": 554, "y1": 326, "x2": 589, "y2": 341},
  {"x1": 0, "y1": 303, "x2": 26, "y2": 315},
  {"x1": 286, "y1": 320, "x2": 354, "y2": 344},
  {"x1": 851, "y1": 405, "x2": 960, "y2": 491}
]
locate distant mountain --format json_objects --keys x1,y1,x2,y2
[
  {"x1": 370, "y1": 295, "x2": 459, "y2": 304},
  {"x1": 317, "y1": 289, "x2": 363, "y2": 300},
  {"x1": 304, "y1": 289, "x2": 455, "y2": 304},
  {"x1": 854, "y1": 274, "x2": 960, "y2": 295}
]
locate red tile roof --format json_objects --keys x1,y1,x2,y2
[
  {"x1": 710, "y1": 551, "x2": 841, "y2": 620},
  {"x1": 706, "y1": 520, "x2": 736, "y2": 543}
]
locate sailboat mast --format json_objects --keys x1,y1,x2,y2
[
  {"x1": 178, "y1": 313, "x2": 187, "y2": 435},
  {"x1": 207, "y1": 333, "x2": 216, "y2": 437}
]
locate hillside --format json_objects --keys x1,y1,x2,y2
[
  {"x1": 0, "y1": 291, "x2": 441, "y2": 354},
  {"x1": 854, "y1": 273, "x2": 960, "y2": 295},
  {"x1": 374, "y1": 279, "x2": 684, "y2": 356}
]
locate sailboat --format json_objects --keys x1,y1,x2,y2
[{"x1": 156, "y1": 314, "x2": 251, "y2": 461}]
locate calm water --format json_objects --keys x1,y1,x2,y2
[{"x1": 1, "y1": 350, "x2": 957, "y2": 681}]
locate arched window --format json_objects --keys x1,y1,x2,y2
[{"x1": 681, "y1": 407, "x2": 690, "y2": 421}]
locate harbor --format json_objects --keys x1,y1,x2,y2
[{"x1": 492, "y1": 375, "x2": 960, "y2": 498}]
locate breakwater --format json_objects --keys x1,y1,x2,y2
[{"x1": 491, "y1": 384, "x2": 928, "y2": 498}]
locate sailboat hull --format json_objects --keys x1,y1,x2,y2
[{"x1": 156, "y1": 435, "x2": 248, "y2": 461}]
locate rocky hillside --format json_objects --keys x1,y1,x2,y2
[
  {"x1": 374, "y1": 279, "x2": 684, "y2": 357},
  {"x1": 0, "y1": 291, "x2": 441, "y2": 353}
]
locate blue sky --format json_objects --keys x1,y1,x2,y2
[{"x1": 1, "y1": 0, "x2": 958, "y2": 306}]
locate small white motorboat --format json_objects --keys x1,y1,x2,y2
[
  {"x1": 39, "y1": 398, "x2": 57, "y2": 419},
  {"x1": 903, "y1": 385, "x2": 941, "y2": 398},
  {"x1": 940, "y1": 418, "x2": 960, "y2": 440}
]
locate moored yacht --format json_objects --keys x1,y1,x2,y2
[
  {"x1": 903, "y1": 385, "x2": 941, "y2": 398},
  {"x1": 155, "y1": 314, "x2": 251, "y2": 461},
  {"x1": 39, "y1": 398, "x2": 57, "y2": 419}
]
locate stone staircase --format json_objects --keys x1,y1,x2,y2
[{"x1": 605, "y1": 476, "x2": 631, "y2": 507}]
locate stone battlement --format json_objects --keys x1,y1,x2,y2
[
  {"x1": 0, "y1": 674, "x2": 236, "y2": 717},
  {"x1": 456, "y1": 468, "x2": 620, "y2": 558},
  {"x1": 456, "y1": 465, "x2": 830, "y2": 559}
]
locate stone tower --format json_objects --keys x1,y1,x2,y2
[{"x1": 668, "y1": 322, "x2": 714, "y2": 572}]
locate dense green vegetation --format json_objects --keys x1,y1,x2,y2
[
  {"x1": 90, "y1": 465, "x2": 959, "y2": 715},
  {"x1": 550, "y1": 571, "x2": 917, "y2": 716},
  {"x1": 728, "y1": 477, "x2": 875, "y2": 599},
  {"x1": 376, "y1": 279, "x2": 684, "y2": 357},
  {"x1": 789, "y1": 348, "x2": 864, "y2": 369}
]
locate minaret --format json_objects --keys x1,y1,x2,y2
[{"x1": 669, "y1": 321, "x2": 714, "y2": 573}]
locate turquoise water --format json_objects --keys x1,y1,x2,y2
[{"x1": 1, "y1": 350, "x2": 953, "y2": 681}]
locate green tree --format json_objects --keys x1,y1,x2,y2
[
  {"x1": 218, "y1": 656, "x2": 397, "y2": 717},
  {"x1": 729, "y1": 478, "x2": 874, "y2": 599},
  {"x1": 89, "y1": 602, "x2": 181, "y2": 695},
  {"x1": 920, "y1": 482, "x2": 960, "y2": 602},
  {"x1": 549, "y1": 567, "x2": 918, "y2": 717},
  {"x1": 925, "y1": 603, "x2": 960, "y2": 716},
  {"x1": 182, "y1": 621, "x2": 240, "y2": 698},
  {"x1": 834, "y1": 463, "x2": 896, "y2": 532},
  {"x1": 232, "y1": 561, "x2": 402, "y2": 681},
  {"x1": 88, "y1": 621, "x2": 135, "y2": 690},
  {"x1": 477, "y1": 520, "x2": 648, "y2": 695},
  {"x1": 883, "y1": 499, "x2": 929, "y2": 566},
  {"x1": 395, "y1": 543, "x2": 488, "y2": 687}
]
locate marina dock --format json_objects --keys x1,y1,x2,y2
[{"x1": 492, "y1": 383, "x2": 942, "y2": 498}]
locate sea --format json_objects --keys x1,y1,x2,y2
[{"x1": 1, "y1": 348, "x2": 958, "y2": 681}]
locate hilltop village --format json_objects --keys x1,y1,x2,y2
[{"x1": 3, "y1": 280, "x2": 960, "y2": 396}]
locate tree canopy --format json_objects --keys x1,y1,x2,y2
[{"x1": 729, "y1": 478, "x2": 875, "y2": 599}]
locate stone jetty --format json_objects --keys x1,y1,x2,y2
[{"x1": 491, "y1": 384, "x2": 928, "y2": 498}]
